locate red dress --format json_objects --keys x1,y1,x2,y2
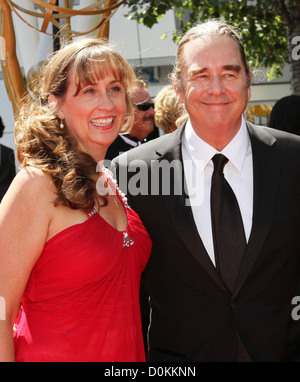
[{"x1": 14, "y1": 183, "x2": 151, "y2": 362}]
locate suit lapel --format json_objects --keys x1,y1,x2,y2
[
  {"x1": 153, "y1": 122, "x2": 281, "y2": 294},
  {"x1": 234, "y1": 122, "x2": 282, "y2": 296},
  {"x1": 155, "y1": 126, "x2": 227, "y2": 291}
]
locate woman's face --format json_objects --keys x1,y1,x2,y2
[{"x1": 55, "y1": 69, "x2": 127, "y2": 162}]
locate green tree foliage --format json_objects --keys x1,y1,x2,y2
[{"x1": 125, "y1": 0, "x2": 299, "y2": 86}]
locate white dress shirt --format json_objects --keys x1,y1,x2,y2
[
  {"x1": 182, "y1": 117, "x2": 253, "y2": 266},
  {"x1": 120, "y1": 135, "x2": 141, "y2": 147}
]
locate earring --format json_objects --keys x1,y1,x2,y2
[{"x1": 60, "y1": 119, "x2": 64, "y2": 129}]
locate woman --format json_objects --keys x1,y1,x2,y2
[
  {"x1": 154, "y1": 84, "x2": 186, "y2": 134},
  {"x1": 0, "y1": 38, "x2": 152, "y2": 362}
]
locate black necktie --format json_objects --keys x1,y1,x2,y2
[{"x1": 210, "y1": 154, "x2": 246, "y2": 293}]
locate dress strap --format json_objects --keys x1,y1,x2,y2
[
  {"x1": 101, "y1": 167, "x2": 131, "y2": 209},
  {"x1": 87, "y1": 206, "x2": 98, "y2": 218}
]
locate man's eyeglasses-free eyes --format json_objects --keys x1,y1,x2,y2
[{"x1": 135, "y1": 102, "x2": 155, "y2": 111}]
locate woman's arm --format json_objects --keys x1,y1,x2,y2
[{"x1": 0, "y1": 167, "x2": 54, "y2": 361}]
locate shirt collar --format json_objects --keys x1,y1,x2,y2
[
  {"x1": 183, "y1": 116, "x2": 249, "y2": 173},
  {"x1": 120, "y1": 134, "x2": 141, "y2": 147}
]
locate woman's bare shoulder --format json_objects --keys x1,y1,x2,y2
[
  {"x1": 16, "y1": 166, "x2": 54, "y2": 186},
  {"x1": 1, "y1": 166, "x2": 57, "y2": 216},
  {"x1": 11, "y1": 166, "x2": 56, "y2": 197}
]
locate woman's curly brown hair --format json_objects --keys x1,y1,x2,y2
[{"x1": 14, "y1": 38, "x2": 136, "y2": 211}]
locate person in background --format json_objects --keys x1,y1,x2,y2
[
  {"x1": 112, "y1": 20, "x2": 300, "y2": 362},
  {"x1": 0, "y1": 117, "x2": 16, "y2": 202},
  {"x1": 269, "y1": 95, "x2": 300, "y2": 135},
  {"x1": 105, "y1": 78, "x2": 155, "y2": 161},
  {"x1": 154, "y1": 84, "x2": 186, "y2": 134},
  {"x1": 0, "y1": 38, "x2": 151, "y2": 362}
]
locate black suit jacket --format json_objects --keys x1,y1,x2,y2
[
  {"x1": 112, "y1": 122, "x2": 300, "y2": 362},
  {"x1": 0, "y1": 144, "x2": 16, "y2": 202},
  {"x1": 105, "y1": 135, "x2": 137, "y2": 161}
]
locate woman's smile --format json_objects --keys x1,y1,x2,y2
[{"x1": 90, "y1": 117, "x2": 114, "y2": 128}]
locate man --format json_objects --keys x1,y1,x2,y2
[
  {"x1": 105, "y1": 79, "x2": 156, "y2": 161},
  {"x1": 112, "y1": 20, "x2": 300, "y2": 361},
  {"x1": 0, "y1": 117, "x2": 16, "y2": 202}
]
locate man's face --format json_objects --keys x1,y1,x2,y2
[
  {"x1": 175, "y1": 36, "x2": 251, "y2": 142},
  {"x1": 129, "y1": 88, "x2": 155, "y2": 141}
]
